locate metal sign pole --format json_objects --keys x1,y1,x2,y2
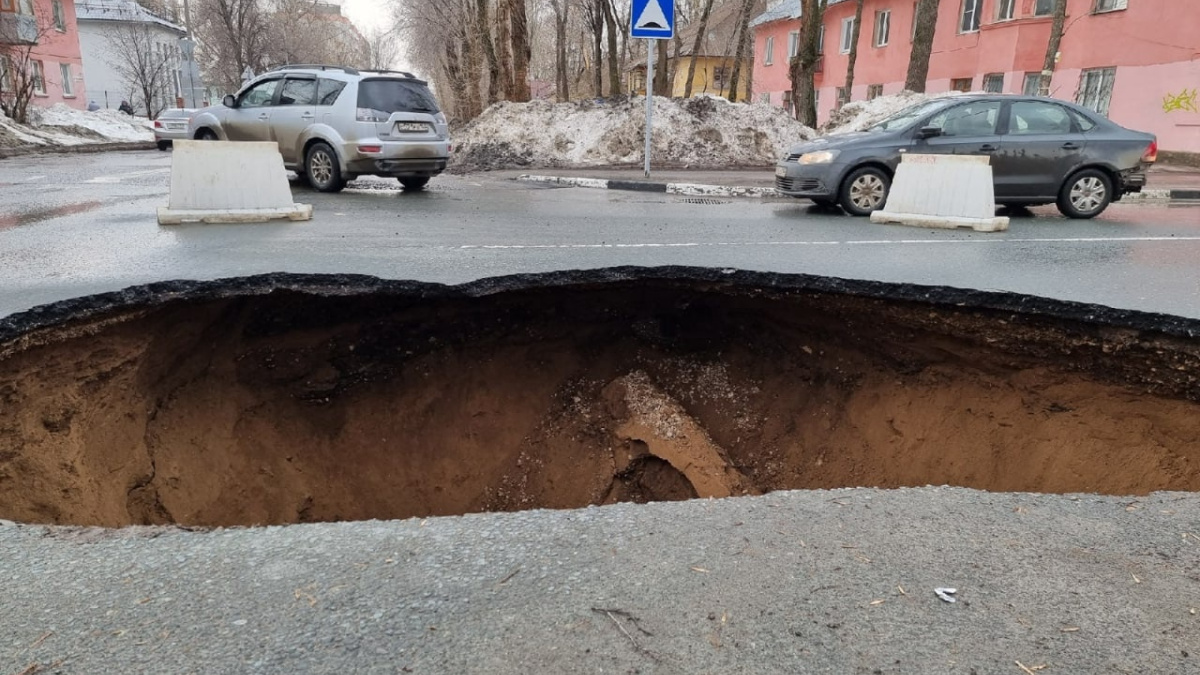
[{"x1": 644, "y1": 39, "x2": 655, "y2": 179}]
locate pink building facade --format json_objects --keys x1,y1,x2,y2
[
  {"x1": 1, "y1": 0, "x2": 87, "y2": 110},
  {"x1": 752, "y1": 0, "x2": 1200, "y2": 152}
]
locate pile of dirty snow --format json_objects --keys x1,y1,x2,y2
[
  {"x1": 0, "y1": 103, "x2": 153, "y2": 150},
  {"x1": 450, "y1": 96, "x2": 815, "y2": 172},
  {"x1": 823, "y1": 91, "x2": 967, "y2": 135}
]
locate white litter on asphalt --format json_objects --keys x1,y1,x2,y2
[{"x1": 934, "y1": 587, "x2": 958, "y2": 603}]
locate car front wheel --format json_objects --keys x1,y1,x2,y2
[
  {"x1": 1057, "y1": 169, "x2": 1113, "y2": 219},
  {"x1": 305, "y1": 142, "x2": 346, "y2": 193},
  {"x1": 839, "y1": 167, "x2": 891, "y2": 217}
]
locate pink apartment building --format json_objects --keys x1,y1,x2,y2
[
  {"x1": 1, "y1": 0, "x2": 87, "y2": 110},
  {"x1": 752, "y1": 0, "x2": 1200, "y2": 152}
]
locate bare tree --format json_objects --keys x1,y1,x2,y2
[
  {"x1": 602, "y1": 0, "x2": 619, "y2": 96},
  {"x1": 0, "y1": 8, "x2": 56, "y2": 124},
  {"x1": 107, "y1": 19, "x2": 179, "y2": 118},
  {"x1": 583, "y1": 0, "x2": 605, "y2": 96},
  {"x1": 681, "y1": 0, "x2": 715, "y2": 98},
  {"x1": 474, "y1": 0, "x2": 501, "y2": 103},
  {"x1": 842, "y1": 0, "x2": 864, "y2": 101},
  {"x1": 508, "y1": 0, "x2": 531, "y2": 100},
  {"x1": 549, "y1": 0, "x2": 569, "y2": 100},
  {"x1": 904, "y1": 0, "x2": 939, "y2": 92},
  {"x1": 788, "y1": 0, "x2": 826, "y2": 126},
  {"x1": 365, "y1": 27, "x2": 397, "y2": 71},
  {"x1": 193, "y1": 0, "x2": 270, "y2": 91},
  {"x1": 726, "y1": 0, "x2": 756, "y2": 102},
  {"x1": 1038, "y1": 0, "x2": 1067, "y2": 96}
]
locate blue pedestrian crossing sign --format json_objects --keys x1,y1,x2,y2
[{"x1": 631, "y1": 0, "x2": 674, "y2": 39}]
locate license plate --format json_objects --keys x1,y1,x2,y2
[
  {"x1": 395, "y1": 122, "x2": 430, "y2": 133},
  {"x1": 775, "y1": 166, "x2": 787, "y2": 178}
]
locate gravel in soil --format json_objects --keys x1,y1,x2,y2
[{"x1": 1, "y1": 281, "x2": 1199, "y2": 527}]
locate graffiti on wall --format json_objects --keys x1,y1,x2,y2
[{"x1": 1162, "y1": 88, "x2": 1198, "y2": 113}]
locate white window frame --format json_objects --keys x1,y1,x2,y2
[
  {"x1": 818, "y1": 25, "x2": 825, "y2": 53},
  {"x1": 764, "y1": 36, "x2": 775, "y2": 65},
  {"x1": 52, "y1": 0, "x2": 66, "y2": 31},
  {"x1": 983, "y1": 73, "x2": 1004, "y2": 92},
  {"x1": 788, "y1": 30, "x2": 800, "y2": 58},
  {"x1": 867, "y1": 84, "x2": 883, "y2": 99},
  {"x1": 839, "y1": 16, "x2": 856, "y2": 54},
  {"x1": 59, "y1": 63, "x2": 74, "y2": 96},
  {"x1": 31, "y1": 60, "x2": 46, "y2": 95},
  {"x1": 0, "y1": 57, "x2": 12, "y2": 91},
  {"x1": 1022, "y1": 72, "x2": 1041, "y2": 95},
  {"x1": 1077, "y1": 67, "x2": 1116, "y2": 117},
  {"x1": 1094, "y1": 0, "x2": 1127, "y2": 12},
  {"x1": 874, "y1": 10, "x2": 891, "y2": 47},
  {"x1": 836, "y1": 86, "x2": 849, "y2": 108},
  {"x1": 959, "y1": 0, "x2": 983, "y2": 33},
  {"x1": 996, "y1": 0, "x2": 1015, "y2": 20}
]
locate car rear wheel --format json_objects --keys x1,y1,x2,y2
[
  {"x1": 305, "y1": 142, "x2": 346, "y2": 193},
  {"x1": 839, "y1": 167, "x2": 890, "y2": 217},
  {"x1": 1057, "y1": 169, "x2": 1112, "y2": 219},
  {"x1": 156, "y1": 141, "x2": 170, "y2": 151},
  {"x1": 196, "y1": 129, "x2": 217, "y2": 141},
  {"x1": 398, "y1": 177, "x2": 430, "y2": 191}
]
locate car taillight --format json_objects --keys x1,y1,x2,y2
[
  {"x1": 357, "y1": 145, "x2": 382, "y2": 153},
  {"x1": 1142, "y1": 139, "x2": 1158, "y2": 163},
  {"x1": 153, "y1": 120, "x2": 162, "y2": 128}
]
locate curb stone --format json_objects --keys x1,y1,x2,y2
[
  {"x1": 0, "y1": 141, "x2": 157, "y2": 160},
  {"x1": 517, "y1": 174, "x2": 1199, "y2": 203}
]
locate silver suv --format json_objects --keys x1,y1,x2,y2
[{"x1": 187, "y1": 65, "x2": 450, "y2": 192}]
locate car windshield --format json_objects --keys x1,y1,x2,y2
[
  {"x1": 870, "y1": 99, "x2": 954, "y2": 131},
  {"x1": 357, "y1": 79, "x2": 440, "y2": 115}
]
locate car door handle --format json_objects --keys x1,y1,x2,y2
[
  {"x1": 258, "y1": 113, "x2": 269, "y2": 120},
  {"x1": 300, "y1": 114, "x2": 314, "y2": 120},
  {"x1": 979, "y1": 144, "x2": 998, "y2": 152},
  {"x1": 1062, "y1": 142, "x2": 1080, "y2": 150}
]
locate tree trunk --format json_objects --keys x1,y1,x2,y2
[
  {"x1": 475, "y1": 0, "x2": 501, "y2": 105},
  {"x1": 843, "y1": 0, "x2": 864, "y2": 101},
  {"x1": 904, "y1": 0, "x2": 940, "y2": 92},
  {"x1": 1038, "y1": 0, "x2": 1068, "y2": 96},
  {"x1": 460, "y1": 22, "x2": 484, "y2": 117},
  {"x1": 509, "y1": 0, "x2": 531, "y2": 101},
  {"x1": 653, "y1": 39, "x2": 670, "y2": 96},
  {"x1": 725, "y1": 0, "x2": 755, "y2": 102},
  {"x1": 789, "y1": 0, "x2": 827, "y2": 127},
  {"x1": 603, "y1": 0, "x2": 620, "y2": 96},
  {"x1": 682, "y1": 0, "x2": 716, "y2": 98},
  {"x1": 588, "y1": 0, "x2": 604, "y2": 96},
  {"x1": 554, "y1": 2, "x2": 569, "y2": 101},
  {"x1": 496, "y1": 0, "x2": 513, "y2": 99},
  {"x1": 444, "y1": 39, "x2": 469, "y2": 119}
]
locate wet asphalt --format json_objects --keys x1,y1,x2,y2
[
  {"x1": 2, "y1": 150, "x2": 1200, "y2": 674},
  {"x1": 0, "y1": 149, "x2": 1198, "y2": 319}
]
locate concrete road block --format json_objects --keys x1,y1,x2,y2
[
  {"x1": 871, "y1": 153, "x2": 1009, "y2": 232},
  {"x1": 158, "y1": 140, "x2": 312, "y2": 225}
]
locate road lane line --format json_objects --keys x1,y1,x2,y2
[
  {"x1": 85, "y1": 168, "x2": 170, "y2": 184},
  {"x1": 458, "y1": 236, "x2": 1200, "y2": 250}
]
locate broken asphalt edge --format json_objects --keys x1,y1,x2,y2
[
  {"x1": 517, "y1": 174, "x2": 1197, "y2": 202},
  {"x1": 4, "y1": 267, "x2": 1200, "y2": 352}
]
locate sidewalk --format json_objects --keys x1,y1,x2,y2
[{"x1": 490, "y1": 163, "x2": 1200, "y2": 200}]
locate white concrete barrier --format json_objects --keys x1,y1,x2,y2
[
  {"x1": 157, "y1": 140, "x2": 312, "y2": 225},
  {"x1": 869, "y1": 153, "x2": 1008, "y2": 232}
]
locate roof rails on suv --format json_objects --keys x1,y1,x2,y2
[{"x1": 272, "y1": 64, "x2": 361, "y2": 75}]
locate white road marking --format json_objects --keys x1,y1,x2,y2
[
  {"x1": 458, "y1": 236, "x2": 1200, "y2": 250},
  {"x1": 85, "y1": 168, "x2": 170, "y2": 184},
  {"x1": 25, "y1": 175, "x2": 45, "y2": 182}
]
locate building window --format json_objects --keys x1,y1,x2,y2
[
  {"x1": 996, "y1": 0, "x2": 1015, "y2": 20},
  {"x1": 1034, "y1": 0, "x2": 1055, "y2": 16},
  {"x1": 788, "y1": 31, "x2": 800, "y2": 58},
  {"x1": 818, "y1": 25, "x2": 825, "y2": 53},
  {"x1": 52, "y1": 0, "x2": 65, "y2": 30},
  {"x1": 983, "y1": 73, "x2": 1004, "y2": 92},
  {"x1": 764, "y1": 36, "x2": 774, "y2": 65},
  {"x1": 911, "y1": 1, "x2": 919, "y2": 41},
  {"x1": 59, "y1": 63, "x2": 74, "y2": 96},
  {"x1": 1023, "y1": 72, "x2": 1042, "y2": 95},
  {"x1": 784, "y1": 90, "x2": 794, "y2": 115},
  {"x1": 0, "y1": 57, "x2": 12, "y2": 91},
  {"x1": 17, "y1": 0, "x2": 33, "y2": 14},
  {"x1": 31, "y1": 60, "x2": 45, "y2": 94},
  {"x1": 836, "y1": 86, "x2": 849, "y2": 108},
  {"x1": 873, "y1": 10, "x2": 891, "y2": 47},
  {"x1": 0, "y1": 0, "x2": 13, "y2": 12},
  {"x1": 959, "y1": 0, "x2": 984, "y2": 33},
  {"x1": 1077, "y1": 67, "x2": 1116, "y2": 116},
  {"x1": 951, "y1": 77, "x2": 973, "y2": 92},
  {"x1": 759, "y1": 92, "x2": 771, "y2": 104},
  {"x1": 839, "y1": 16, "x2": 856, "y2": 54},
  {"x1": 867, "y1": 84, "x2": 883, "y2": 99},
  {"x1": 1094, "y1": 0, "x2": 1127, "y2": 12}
]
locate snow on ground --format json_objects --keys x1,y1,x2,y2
[
  {"x1": 0, "y1": 104, "x2": 152, "y2": 150},
  {"x1": 450, "y1": 96, "x2": 815, "y2": 172},
  {"x1": 822, "y1": 91, "x2": 970, "y2": 135}
]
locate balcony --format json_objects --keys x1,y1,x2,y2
[{"x1": 0, "y1": 13, "x2": 38, "y2": 45}]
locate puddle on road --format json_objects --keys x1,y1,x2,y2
[
  {"x1": 0, "y1": 200, "x2": 105, "y2": 230},
  {"x1": 1, "y1": 271, "x2": 1198, "y2": 527}
]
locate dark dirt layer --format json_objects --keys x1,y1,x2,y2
[{"x1": 1, "y1": 276, "x2": 1199, "y2": 527}]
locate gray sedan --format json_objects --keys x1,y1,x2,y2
[
  {"x1": 776, "y1": 94, "x2": 1157, "y2": 219},
  {"x1": 153, "y1": 108, "x2": 197, "y2": 150}
]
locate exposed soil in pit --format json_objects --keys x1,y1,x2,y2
[{"x1": 2, "y1": 273, "x2": 1199, "y2": 527}]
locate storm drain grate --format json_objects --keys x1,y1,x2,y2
[{"x1": 679, "y1": 198, "x2": 731, "y2": 205}]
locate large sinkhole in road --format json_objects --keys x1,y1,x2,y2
[{"x1": 1, "y1": 270, "x2": 1199, "y2": 527}]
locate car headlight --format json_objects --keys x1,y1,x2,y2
[{"x1": 799, "y1": 150, "x2": 839, "y2": 164}]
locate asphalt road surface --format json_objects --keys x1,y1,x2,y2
[
  {"x1": 2, "y1": 150, "x2": 1199, "y2": 675},
  {"x1": 0, "y1": 150, "x2": 1198, "y2": 319}
]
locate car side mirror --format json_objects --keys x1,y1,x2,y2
[
  {"x1": 222, "y1": 95, "x2": 237, "y2": 108},
  {"x1": 916, "y1": 126, "x2": 942, "y2": 140}
]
